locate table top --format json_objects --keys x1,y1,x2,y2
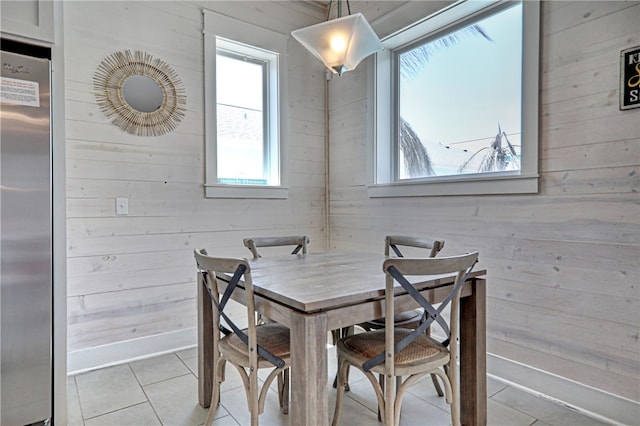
[{"x1": 247, "y1": 251, "x2": 485, "y2": 313}]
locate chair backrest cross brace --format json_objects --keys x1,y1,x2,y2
[
  {"x1": 243, "y1": 236, "x2": 309, "y2": 259},
  {"x1": 362, "y1": 258, "x2": 477, "y2": 371},
  {"x1": 386, "y1": 235, "x2": 444, "y2": 259}
]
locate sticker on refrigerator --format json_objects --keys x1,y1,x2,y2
[{"x1": 0, "y1": 76, "x2": 40, "y2": 107}]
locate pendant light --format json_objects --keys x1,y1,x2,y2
[{"x1": 292, "y1": 0, "x2": 383, "y2": 76}]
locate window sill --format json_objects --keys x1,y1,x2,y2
[
  {"x1": 368, "y1": 174, "x2": 539, "y2": 198},
  {"x1": 205, "y1": 184, "x2": 289, "y2": 199}
]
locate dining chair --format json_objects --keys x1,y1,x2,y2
[
  {"x1": 334, "y1": 235, "x2": 446, "y2": 397},
  {"x1": 361, "y1": 235, "x2": 445, "y2": 331},
  {"x1": 194, "y1": 249, "x2": 290, "y2": 426},
  {"x1": 243, "y1": 235, "x2": 309, "y2": 326},
  {"x1": 243, "y1": 235, "x2": 352, "y2": 390},
  {"x1": 332, "y1": 251, "x2": 479, "y2": 426}
]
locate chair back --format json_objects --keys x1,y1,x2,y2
[
  {"x1": 194, "y1": 249, "x2": 284, "y2": 368},
  {"x1": 243, "y1": 236, "x2": 309, "y2": 259},
  {"x1": 363, "y1": 251, "x2": 479, "y2": 373},
  {"x1": 384, "y1": 235, "x2": 445, "y2": 258}
]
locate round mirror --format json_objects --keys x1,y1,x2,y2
[
  {"x1": 94, "y1": 50, "x2": 186, "y2": 136},
  {"x1": 122, "y1": 75, "x2": 164, "y2": 113}
]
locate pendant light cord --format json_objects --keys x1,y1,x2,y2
[
  {"x1": 326, "y1": 0, "x2": 351, "y2": 20},
  {"x1": 324, "y1": 72, "x2": 331, "y2": 251}
]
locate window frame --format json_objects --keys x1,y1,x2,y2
[
  {"x1": 215, "y1": 43, "x2": 272, "y2": 185},
  {"x1": 369, "y1": 0, "x2": 540, "y2": 197},
  {"x1": 203, "y1": 9, "x2": 289, "y2": 199}
]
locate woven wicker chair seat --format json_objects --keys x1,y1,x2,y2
[
  {"x1": 341, "y1": 328, "x2": 447, "y2": 366},
  {"x1": 221, "y1": 323, "x2": 291, "y2": 362},
  {"x1": 362, "y1": 308, "x2": 423, "y2": 330}
]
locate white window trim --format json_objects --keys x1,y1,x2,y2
[
  {"x1": 369, "y1": 0, "x2": 539, "y2": 198},
  {"x1": 203, "y1": 9, "x2": 289, "y2": 199}
]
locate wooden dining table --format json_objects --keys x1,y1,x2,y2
[{"x1": 197, "y1": 251, "x2": 487, "y2": 425}]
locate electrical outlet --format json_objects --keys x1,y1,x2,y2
[{"x1": 116, "y1": 197, "x2": 129, "y2": 215}]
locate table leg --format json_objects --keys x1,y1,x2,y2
[
  {"x1": 197, "y1": 272, "x2": 213, "y2": 408},
  {"x1": 460, "y1": 278, "x2": 487, "y2": 426},
  {"x1": 290, "y1": 312, "x2": 329, "y2": 425}
]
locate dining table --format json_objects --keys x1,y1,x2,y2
[{"x1": 196, "y1": 251, "x2": 487, "y2": 425}]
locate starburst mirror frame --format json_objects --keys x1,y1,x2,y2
[{"x1": 94, "y1": 50, "x2": 186, "y2": 137}]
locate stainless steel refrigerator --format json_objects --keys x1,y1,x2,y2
[{"x1": 1, "y1": 49, "x2": 53, "y2": 425}]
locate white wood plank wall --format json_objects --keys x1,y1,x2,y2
[
  {"x1": 64, "y1": 1, "x2": 327, "y2": 354},
  {"x1": 62, "y1": 0, "x2": 639, "y2": 419},
  {"x1": 327, "y1": 0, "x2": 639, "y2": 411}
]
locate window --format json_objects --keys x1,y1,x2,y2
[
  {"x1": 215, "y1": 45, "x2": 274, "y2": 186},
  {"x1": 203, "y1": 10, "x2": 288, "y2": 198},
  {"x1": 371, "y1": 0, "x2": 539, "y2": 197}
]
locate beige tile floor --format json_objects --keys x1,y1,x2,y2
[{"x1": 68, "y1": 344, "x2": 611, "y2": 426}]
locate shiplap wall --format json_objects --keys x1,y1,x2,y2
[
  {"x1": 62, "y1": 0, "x2": 639, "y2": 419},
  {"x1": 64, "y1": 1, "x2": 327, "y2": 356},
  {"x1": 328, "y1": 0, "x2": 639, "y2": 413}
]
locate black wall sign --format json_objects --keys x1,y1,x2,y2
[{"x1": 620, "y1": 45, "x2": 640, "y2": 110}]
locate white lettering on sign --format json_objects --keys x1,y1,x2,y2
[{"x1": 0, "y1": 76, "x2": 40, "y2": 107}]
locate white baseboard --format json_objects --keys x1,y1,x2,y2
[
  {"x1": 67, "y1": 328, "x2": 197, "y2": 375},
  {"x1": 488, "y1": 353, "x2": 639, "y2": 426}
]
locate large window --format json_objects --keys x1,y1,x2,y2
[
  {"x1": 203, "y1": 10, "x2": 288, "y2": 198},
  {"x1": 371, "y1": 0, "x2": 539, "y2": 197}
]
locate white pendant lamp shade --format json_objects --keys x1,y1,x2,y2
[{"x1": 292, "y1": 13, "x2": 383, "y2": 75}]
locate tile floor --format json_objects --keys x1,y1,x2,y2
[{"x1": 68, "y1": 344, "x2": 611, "y2": 426}]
